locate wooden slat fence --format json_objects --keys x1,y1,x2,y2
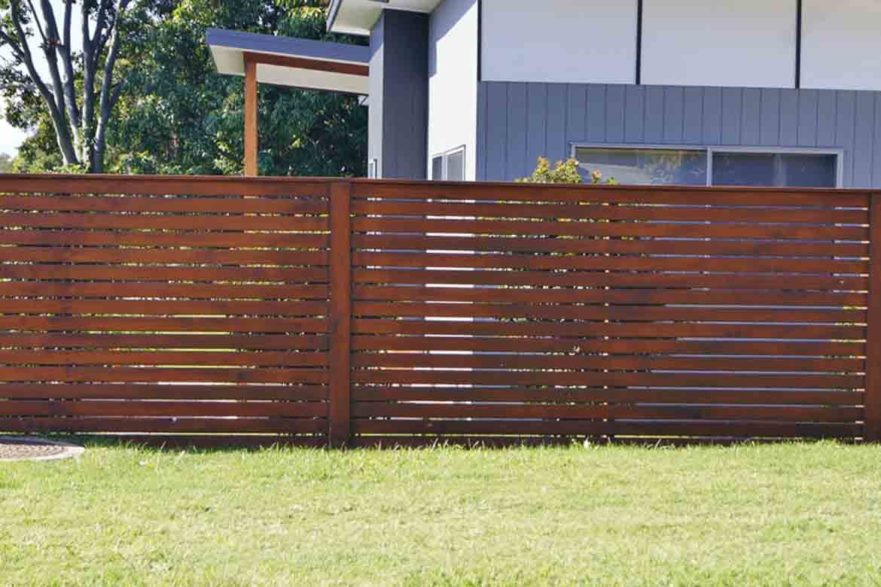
[{"x1": 0, "y1": 175, "x2": 878, "y2": 446}]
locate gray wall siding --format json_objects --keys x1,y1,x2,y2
[
  {"x1": 368, "y1": 11, "x2": 429, "y2": 179},
  {"x1": 477, "y1": 82, "x2": 881, "y2": 187}
]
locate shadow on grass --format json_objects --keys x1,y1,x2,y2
[{"x1": 2, "y1": 432, "x2": 835, "y2": 454}]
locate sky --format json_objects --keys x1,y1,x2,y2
[
  {"x1": 0, "y1": 111, "x2": 28, "y2": 156},
  {"x1": 0, "y1": 45, "x2": 29, "y2": 156}
]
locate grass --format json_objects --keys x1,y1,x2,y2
[{"x1": 2, "y1": 441, "x2": 881, "y2": 586}]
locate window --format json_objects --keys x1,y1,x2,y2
[
  {"x1": 712, "y1": 152, "x2": 838, "y2": 188},
  {"x1": 576, "y1": 147, "x2": 708, "y2": 186},
  {"x1": 431, "y1": 156, "x2": 444, "y2": 181},
  {"x1": 573, "y1": 146, "x2": 840, "y2": 188},
  {"x1": 446, "y1": 149, "x2": 465, "y2": 182},
  {"x1": 431, "y1": 146, "x2": 466, "y2": 181}
]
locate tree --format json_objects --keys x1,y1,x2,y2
[
  {"x1": 106, "y1": 0, "x2": 366, "y2": 176},
  {"x1": 7, "y1": 0, "x2": 367, "y2": 177},
  {"x1": 0, "y1": 0, "x2": 139, "y2": 172}
]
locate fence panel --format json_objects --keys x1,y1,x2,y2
[
  {"x1": 0, "y1": 176, "x2": 875, "y2": 446},
  {"x1": 351, "y1": 182, "x2": 869, "y2": 444},
  {"x1": 0, "y1": 176, "x2": 331, "y2": 446}
]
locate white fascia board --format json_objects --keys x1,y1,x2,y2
[{"x1": 328, "y1": 0, "x2": 443, "y2": 35}]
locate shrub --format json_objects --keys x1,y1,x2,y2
[{"x1": 517, "y1": 157, "x2": 616, "y2": 185}]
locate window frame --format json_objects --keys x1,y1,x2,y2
[
  {"x1": 570, "y1": 143, "x2": 844, "y2": 188},
  {"x1": 431, "y1": 145, "x2": 467, "y2": 181}
]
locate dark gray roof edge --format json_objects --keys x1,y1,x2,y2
[{"x1": 205, "y1": 28, "x2": 369, "y2": 64}]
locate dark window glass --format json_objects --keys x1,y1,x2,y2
[
  {"x1": 575, "y1": 147, "x2": 708, "y2": 185},
  {"x1": 446, "y1": 149, "x2": 465, "y2": 181},
  {"x1": 431, "y1": 156, "x2": 444, "y2": 181},
  {"x1": 780, "y1": 154, "x2": 837, "y2": 187},
  {"x1": 712, "y1": 152, "x2": 837, "y2": 187},
  {"x1": 712, "y1": 153, "x2": 776, "y2": 186}
]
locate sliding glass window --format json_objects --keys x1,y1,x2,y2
[{"x1": 574, "y1": 146, "x2": 839, "y2": 188}]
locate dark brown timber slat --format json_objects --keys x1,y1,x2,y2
[
  {"x1": 0, "y1": 384, "x2": 328, "y2": 401},
  {"x1": 354, "y1": 269, "x2": 866, "y2": 291},
  {"x1": 352, "y1": 217, "x2": 868, "y2": 241},
  {"x1": 352, "y1": 234, "x2": 870, "y2": 259},
  {"x1": 0, "y1": 334, "x2": 329, "y2": 350},
  {"x1": 0, "y1": 230, "x2": 328, "y2": 248},
  {"x1": 1, "y1": 265, "x2": 329, "y2": 282},
  {"x1": 0, "y1": 174, "x2": 876, "y2": 444},
  {"x1": 0, "y1": 211, "x2": 328, "y2": 231},
  {"x1": 350, "y1": 199, "x2": 870, "y2": 224},
  {"x1": 351, "y1": 387, "x2": 863, "y2": 406}
]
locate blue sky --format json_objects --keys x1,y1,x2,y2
[{"x1": 0, "y1": 113, "x2": 28, "y2": 156}]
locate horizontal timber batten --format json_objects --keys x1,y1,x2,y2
[{"x1": 0, "y1": 174, "x2": 877, "y2": 444}]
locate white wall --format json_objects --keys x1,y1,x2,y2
[
  {"x1": 428, "y1": 0, "x2": 478, "y2": 180},
  {"x1": 802, "y1": 0, "x2": 881, "y2": 91},
  {"x1": 481, "y1": 0, "x2": 638, "y2": 84},
  {"x1": 641, "y1": 0, "x2": 797, "y2": 88}
]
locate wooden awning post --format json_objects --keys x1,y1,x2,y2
[{"x1": 244, "y1": 56, "x2": 258, "y2": 176}]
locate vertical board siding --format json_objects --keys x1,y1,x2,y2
[
  {"x1": 663, "y1": 87, "x2": 685, "y2": 144},
  {"x1": 682, "y1": 88, "x2": 704, "y2": 143},
  {"x1": 484, "y1": 83, "x2": 508, "y2": 180},
  {"x1": 586, "y1": 85, "x2": 607, "y2": 143},
  {"x1": 701, "y1": 87, "x2": 723, "y2": 145},
  {"x1": 623, "y1": 85, "x2": 646, "y2": 143},
  {"x1": 506, "y1": 83, "x2": 529, "y2": 180},
  {"x1": 721, "y1": 88, "x2": 743, "y2": 145},
  {"x1": 476, "y1": 83, "x2": 488, "y2": 180},
  {"x1": 740, "y1": 88, "x2": 762, "y2": 146},
  {"x1": 526, "y1": 83, "x2": 549, "y2": 168},
  {"x1": 643, "y1": 86, "x2": 665, "y2": 143},
  {"x1": 544, "y1": 84, "x2": 568, "y2": 163},
  {"x1": 854, "y1": 92, "x2": 876, "y2": 187},
  {"x1": 779, "y1": 90, "x2": 799, "y2": 146},
  {"x1": 797, "y1": 89, "x2": 819, "y2": 147},
  {"x1": 478, "y1": 82, "x2": 881, "y2": 187},
  {"x1": 566, "y1": 84, "x2": 587, "y2": 146},
  {"x1": 759, "y1": 89, "x2": 781, "y2": 146},
  {"x1": 836, "y1": 91, "x2": 857, "y2": 186}
]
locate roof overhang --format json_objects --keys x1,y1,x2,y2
[
  {"x1": 207, "y1": 28, "x2": 370, "y2": 95},
  {"x1": 327, "y1": 0, "x2": 443, "y2": 35}
]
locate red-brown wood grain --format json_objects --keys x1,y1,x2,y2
[{"x1": 0, "y1": 174, "x2": 874, "y2": 444}]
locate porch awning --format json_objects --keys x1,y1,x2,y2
[{"x1": 206, "y1": 28, "x2": 369, "y2": 95}]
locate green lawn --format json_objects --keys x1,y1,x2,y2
[{"x1": 2, "y1": 442, "x2": 881, "y2": 586}]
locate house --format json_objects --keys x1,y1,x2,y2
[{"x1": 208, "y1": 0, "x2": 881, "y2": 188}]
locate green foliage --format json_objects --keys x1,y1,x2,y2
[
  {"x1": 13, "y1": 116, "x2": 64, "y2": 172},
  {"x1": 8, "y1": 0, "x2": 367, "y2": 176},
  {"x1": 518, "y1": 156, "x2": 617, "y2": 185}
]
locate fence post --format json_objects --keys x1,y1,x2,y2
[
  {"x1": 866, "y1": 192, "x2": 881, "y2": 442},
  {"x1": 328, "y1": 181, "x2": 353, "y2": 448}
]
